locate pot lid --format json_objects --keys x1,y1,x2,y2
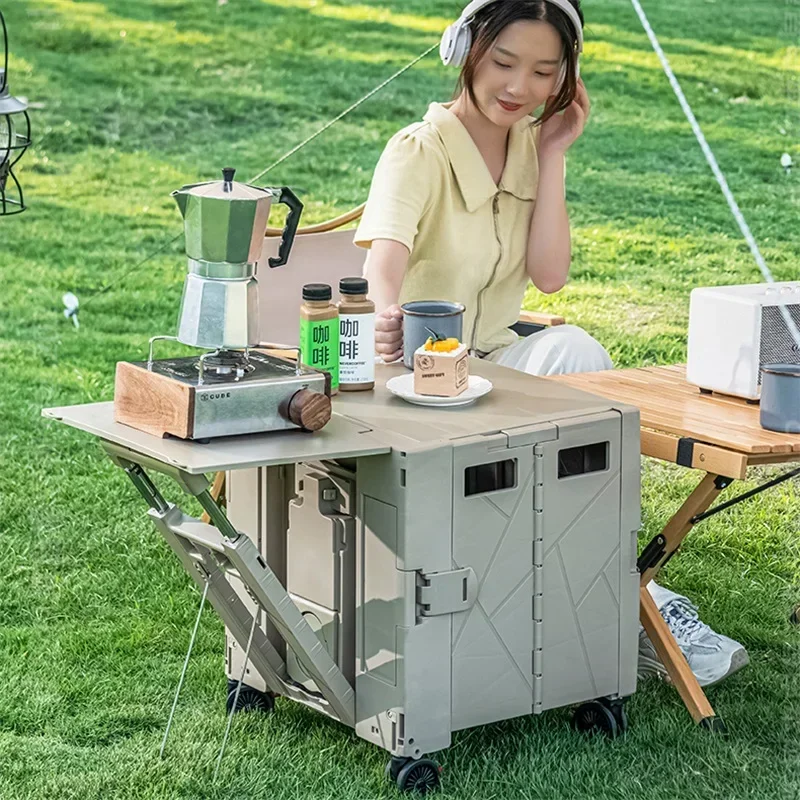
[{"x1": 178, "y1": 167, "x2": 273, "y2": 201}]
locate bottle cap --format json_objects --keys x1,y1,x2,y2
[
  {"x1": 303, "y1": 283, "x2": 332, "y2": 301},
  {"x1": 339, "y1": 277, "x2": 369, "y2": 296}
]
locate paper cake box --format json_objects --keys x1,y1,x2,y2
[{"x1": 413, "y1": 342, "x2": 469, "y2": 397}]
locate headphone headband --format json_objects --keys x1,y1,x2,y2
[
  {"x1": 455, "y1": 0, "x2": 583, "y2": 53},
  {"x1": 440, "y1": 0, "x2": 584, "y2": 71}
]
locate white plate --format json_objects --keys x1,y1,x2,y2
[{"x1": 385, "y1": 373, "x2": 493, "y2": 407}]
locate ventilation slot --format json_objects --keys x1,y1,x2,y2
[
  {"x1": 558, "y1": 442, "x2": 608, "y2": 478},
  {"x1": 464, "y1": 459, "x2": 516, "y2": 496}
]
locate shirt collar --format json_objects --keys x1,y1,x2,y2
[{"x1": 423, "y1": 101, "x2": 538, "y2": 212}]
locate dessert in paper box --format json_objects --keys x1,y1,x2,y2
[{"x1": 413, "y1": 330, "x2": 469, "y2": 397}]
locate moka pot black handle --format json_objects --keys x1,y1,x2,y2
[{"x1": 268, "y1": 187, "x2": 304, "y2": 269}]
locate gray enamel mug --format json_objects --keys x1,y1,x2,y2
[
  {"x1": 760, "y1": 364, "x2": 800, "y2": 433},
  {"x1": 401, "y1": 300, "x2": 466, "y2": 369}
]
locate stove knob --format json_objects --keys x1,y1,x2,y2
[{"x1": 286, "y1": 389, "x2": 332, "y2": 431}]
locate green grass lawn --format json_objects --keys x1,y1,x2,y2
[{"x1": 2, "y1": 0, "x2": 799, "y2": 797}]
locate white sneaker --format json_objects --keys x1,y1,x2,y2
[{"x1": 638, "y1": 594, "x2": 749, "y2": 688}]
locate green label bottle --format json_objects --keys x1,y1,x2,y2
[{"x1": 299, "y1": 284, "x2": 339, "y2": 393}]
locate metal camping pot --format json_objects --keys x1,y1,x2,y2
[{"x1": 760, "y1": 364, "x2": 800, "y2": 433}]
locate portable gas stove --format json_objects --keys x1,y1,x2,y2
[{"x1": 114, "y1": 344, "x2": 330, "y2": 440}]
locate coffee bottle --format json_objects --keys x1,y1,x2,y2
[
  {"x1": 337, "y1": 277, "x2": 375, "y2": 392},
  {"x1": 299, "y1": 283, "x2": 339, "y2": 395}
]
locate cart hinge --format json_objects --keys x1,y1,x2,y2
[
  {"x1": 416, "y1": 567, "x2": 477, "y2": 617},
  {"x1": 533, "y1": 618, "x2": 544, "y2": 711},
  {"x1": 533, "y1": 445, "x2": 544, "y2": 547}
]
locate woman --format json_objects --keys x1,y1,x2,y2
[
  {"x1": 356, "y1": 0, "x2": 608, "y2": 374},
  {"x1": 355, "y1": 0, "x2": 747, "y2": 687}
]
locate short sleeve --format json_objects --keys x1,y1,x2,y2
[{"x1": 354, "y1": 130, "x2": 438, "y2": 252}]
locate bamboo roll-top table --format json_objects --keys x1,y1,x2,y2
[
  {"x1": 547, "y1": 364, "x2": 800, "y2": 732},
  {"x1": 551, "y1": 364, "x2": 800, "y2": 478}
]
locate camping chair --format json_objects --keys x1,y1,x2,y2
[{"x1": 202, "y1": 207, "x2": 565, "y2": 519}]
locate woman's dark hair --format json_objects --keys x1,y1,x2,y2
[{"x1": 454, "y1": 0, "x2": 584, "y2": 127}]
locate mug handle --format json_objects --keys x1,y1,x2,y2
[{"x1": 267, "y1": 187, "x2": 304, "y2": 269}]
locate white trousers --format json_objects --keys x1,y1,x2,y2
[{"x1": 484, "y1": 324, "x2": 613, "y2": 376}]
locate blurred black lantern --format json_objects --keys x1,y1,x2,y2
[{"x1": 0, "y1": 9, "x2": 30, "y2": 216}]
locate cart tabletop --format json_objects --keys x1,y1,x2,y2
[
  {"x1": 42, "y1": 402, "x2": 391, "y2": 474},
  {"x1": 44, "y1": 359, "x2": 627, "y2": 473},
  {"x1": 549, "y1": 364, "x2": 800, "y2": 455}
]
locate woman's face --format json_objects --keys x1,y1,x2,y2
[{"x1": 470, "y1": 20, "x2": 564, "y2": 127}]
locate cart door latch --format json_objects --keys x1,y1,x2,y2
[{"x1": 416, "y1": 567, "x2": 477, "y2": 617}]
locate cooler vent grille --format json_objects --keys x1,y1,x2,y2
[{"x1": 758, "y1": 305, "x2": 800, "y2": 385}]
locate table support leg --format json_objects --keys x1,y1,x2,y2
[
  {"x1": 640, "y1": 472, "x2": 727, "y2": 586},
  {"x1": 201, "y1": 471, "x2": 226, "y2": 525},
  {"x1": 639, "y1": 472, "x2": 731, "y2": 731},
  {"x1": 639, "y1": 588, "x2": 725, "y2": 732}
]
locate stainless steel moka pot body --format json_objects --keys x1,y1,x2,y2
[{"x1": 172, "y1": 167, "x2": 303, "y2": 350}]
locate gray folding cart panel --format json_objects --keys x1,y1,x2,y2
[
  {"x1": 450, "y1": 433, "x2": 539, "y2": 732},
  {"x1": 535, "y1": 411, "x2": 640, "y2": 711},
  {"x1": 354, "y1": 446, "x2": 457, "y2": 758}
]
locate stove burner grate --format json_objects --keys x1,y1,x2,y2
[{"x1": 195, "y1": 349, "x2": 255, "y2": 380}]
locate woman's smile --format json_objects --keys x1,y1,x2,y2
[{"x1": 497, "y1": 98, "x2": 524, "y2": 112}]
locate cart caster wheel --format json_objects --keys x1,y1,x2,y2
[
  {"x1": 572, "y1": 701, "x2": 620, "y2": 738},
  {"x1": 598, "y1": 697, "x2": 628, "y2": 734},
  {"x1": 226, "y1": 681, "x2": 274, "y2": 714},
  {"x1": 394, "y1": 758, "x2": 441, "y2": 794},
  {"x1": 386, "y1": 756, "x2": 409, "y2": 782}
]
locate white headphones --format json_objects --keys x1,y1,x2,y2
[{"x1": 440, "y1": 0, "x2": 583, "y2": 91}]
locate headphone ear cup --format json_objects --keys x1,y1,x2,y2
[
  {"x1": 439, "y1": 22, "x2": 457, "y2": 65},
  {"x1": 440, "y1": 20, "x2": 472, "y2": 67}
]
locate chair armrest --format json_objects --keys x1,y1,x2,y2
[{"x1": 517, "y1": 310, "x2": 565, "y2": 327}]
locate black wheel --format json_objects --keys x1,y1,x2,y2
[
  {"x1": 386, "y1": 756, "x2": 410, "y2": 782},
  {"x1": 226, "y1": 681, "x2": 274, "y2": 714},
  {"x1": 790, "y1": 605, "x2": 800, "y2": 625},
  {"x1": 396, "y1": 758, "x2": 441, "y2": 794},
  {"x1": 572, "y1": 701, "x2": 620, "y2": 738},
  {"x1": 598, "y1": 697, "x2": 628, "y2": 734}
]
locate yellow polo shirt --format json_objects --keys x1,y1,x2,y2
[{"x1": 354, "y1": 101, "x2": 545, "y2": 354}]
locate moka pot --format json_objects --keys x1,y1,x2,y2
[{"x1": 172, "y1": 167, "x2": 303, "y2": 350}]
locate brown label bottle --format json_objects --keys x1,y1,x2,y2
[{"x1": 337, "y1": 277, "x2": 375, "y2": 391}]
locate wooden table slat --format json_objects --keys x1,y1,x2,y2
[
  {"x1": 587, "y1": 375, "x2": 790, "y2": 452},
  {"x1": 550, "y1": 365, "x2": 800, "y2": 457}
]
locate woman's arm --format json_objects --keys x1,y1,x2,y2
[
  {"x1": 364, "y1": 238, "x2": 410, "y2": 362},
  {"x1": 525, "y1": 79, "x2": 592, "y2": 294},
  {"x1": 525, "y1": 152, "x2": 570, "y2": 294},
  {"x1": 363, "y1": 238, "x2": 409, "y2": 314}
]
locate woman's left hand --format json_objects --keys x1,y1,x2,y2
[{"x1": 537, "y1": 77, "x2": 591, "y2": 160}]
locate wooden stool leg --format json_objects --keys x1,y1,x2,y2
[
  {"x1": 201, "y1": 471, "x2": 226, "y2": 525},
  {"x1": 640, "y1": 588, "x2": 725, "y2": 731}
]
